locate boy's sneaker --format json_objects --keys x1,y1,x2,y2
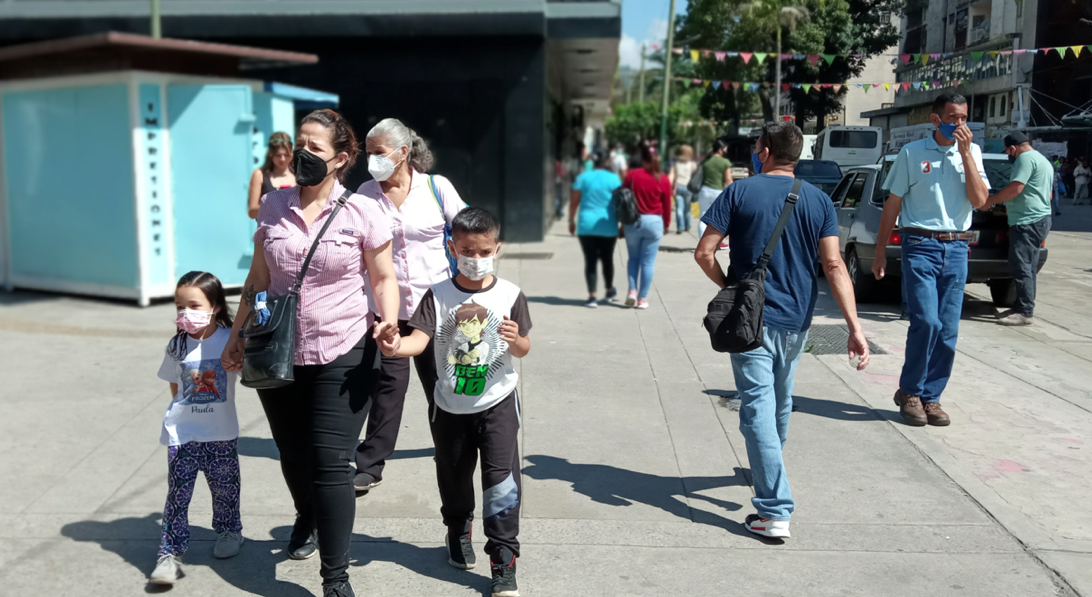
[
  {"x1": 604, "y1": 287, "x2": 619, "y2": 303},
  {"x1": 582, "y1": 297, "x2": 598, "y2": 309},
  {"x1": 744, "y1": 514, "x2": 791, "y2": 538},
  {"x1": 490, "y1": 547, "x2": 519, "y2": 597},
  {"x1": 353, "y1": 471, "x2": 382, "y2": 492},
  {"x1": 214, "y1": 530, "x2": 244, "y2": 559},
  {"x1": 624, "y1": 290, "x2": 637, "y2": 307},
  {"x1": 445, "y1": 522, "x2": 476, "y2": 569},
  {"x1": 636, "y1": 299, "x2": 649, "y2": 310},
  {"x1": 322, "y1": 581, "x2": 356, "y2": 597},
  {"x1": 149, "y1": 554, "x2": 182, "y2": 585}
]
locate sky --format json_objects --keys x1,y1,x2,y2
[{"x1": 619, "y1": 0, "x2": 687, "y2": 70}]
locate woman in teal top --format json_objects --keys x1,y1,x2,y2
[{"x1": 569, "y1": 152, "x2": 622, "y2": 308}]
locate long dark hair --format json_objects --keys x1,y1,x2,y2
[
  {"x1": 168, "y1": 271, "x2": 234, "y2": 361},
  {"x1": 261, "y1": 132, "x2": 294, "y2": 174}
]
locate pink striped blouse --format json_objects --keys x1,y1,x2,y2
[{"x1": 255, "y1": 180, "x2": 393, "y2": 366}]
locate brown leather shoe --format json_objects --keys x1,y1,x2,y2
[
  {"x1": 894, "y1": 390, "x2": 927, "y2": 426},
  {"x1": 923, "y1": 402, "x2": 951, "y2": 426}
]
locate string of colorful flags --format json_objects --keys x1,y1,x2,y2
[
  {"x1": 675, "y1": 77, "x2": 965, "y2": 94},
  {"x1": 674, "y1": 45, "x2": 1092, "y2": 66}
]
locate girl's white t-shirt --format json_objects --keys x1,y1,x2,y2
[
  {"x1": 156, "y1": 327, "x2": 240, "y2": 446},
  {"x1": 674, "y1": 160, "x2": 696, "y2": 186}
]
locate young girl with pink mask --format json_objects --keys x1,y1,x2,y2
[{"x1": 150, "y1": 271, "x2": 243, "y2": 585}]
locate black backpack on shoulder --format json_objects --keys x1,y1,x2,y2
[
  {"x1": 703, "y1": 178, "x2": 802, "y2": 353},
  {"x1": 613, "y1": 186, "x2": 641, "y2": 226}
]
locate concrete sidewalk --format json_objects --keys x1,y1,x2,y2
[{"x1": 0, "y1": 216, "x2": 1086, "y2": 596}]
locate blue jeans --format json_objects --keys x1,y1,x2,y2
[
  {"x1": 675, "y1": 185, "x2": 693, "y2": 232},
  {"x1": 730, "y1": 326, "x2": 807, "y2": 520},
  {"x1": 624, "y1": 214, "x2": 664, "y2": 299},
  {"x1": 900, "y1": 234, "x2": 968, "y2": 403}
]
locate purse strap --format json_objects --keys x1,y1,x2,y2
[
  {"x1": 290, "y1": 187, "x2": 353, "y2": 293},
  {"x1": 754, "y1": 177, "x2": 803, "y2": 272}
]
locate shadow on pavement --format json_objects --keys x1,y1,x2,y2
[
  {"x1": 525, "y1": 296, "x2": 593, "y2": 307},
  {"x1": 61, "y1": 514, "x2": 313, "y2": 596},
  {"x1": 792, "y1": 395, "x2": 883, "y2": 422},
  {"x1": 239, "y1": 439, "x2": 435, "y2": 464},
  {"x1": 347, "y1": 532, "x2": 488, "y2": 595},
  {"x1": 522, "y1": 455, "x2": 762, "y2": 538}
]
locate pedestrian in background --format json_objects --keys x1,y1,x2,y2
[
  {"x1": 151, "y1": 272, "x2": 243, "y2": 585},
  {"x1": 247, "y1": 132, "x2": 296, "y2": 219},
  {"x1": 695, "y1": 121, "x2": 869, "y2": 539},
  {"x1": 610, "y1": 143, "x2": 628, "y2": 179},
  {"x1": 873, "y1": 93, "x2": 990, "y2": 428},
  {"x1": 222, "y1": 109, "x2": 401, "y2": 597},
  {"x1": 622, "y1": 143, "x2": 672, "y2": 309},
  {"x1": 985, "y1": 131, "x2": 1052, "y2": 327},
  {"x1": 1052, "y1": 158, "x2": 1064, "y2": 216},
  {"x1": 696, "y1": 139, "x2": 733, "y2": 240},
  {"x1": 569, "y1": 151, "x2": 621, "y2": 308},
  {"x1": 352, "y1": 118, "x2": 467, "y2": 494},
  {"x1": 1074, "y1": 157, "x2": 1090, "y2": 205},
  {"x1": 668, "y1": 144, "x2": 696, "y2": 234}
]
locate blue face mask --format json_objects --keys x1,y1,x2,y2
[
  {"x1": 751, "y1": 152, "x2": 764, "y2": 174},
  {"x1": 937, "y1": 122, "x2": 958, "y2": 140}
]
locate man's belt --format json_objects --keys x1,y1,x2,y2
[{"x1": 900, "y1": 227, "x2": 977, "y2": 242}]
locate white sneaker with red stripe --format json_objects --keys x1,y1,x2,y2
[{"x1": 744, "y1": 514, "x2": 790, "y2": 538}]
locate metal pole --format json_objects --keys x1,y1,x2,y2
[
  {"x1": 151, "y1": 0, "x2": 162, "y2": 38},
  {"x1": 774, "y1": 26, "x2": 782, "y2": 121},
  {"x1": 658, "y1": 0, "x2": 678, "y2": 155},
  {"x1": 638, "y1": 43, "x2": 647, "y2": 103}
]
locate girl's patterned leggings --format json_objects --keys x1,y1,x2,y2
[{"x1": 159, "y1": 439, "x2": 242, "y2": 556}]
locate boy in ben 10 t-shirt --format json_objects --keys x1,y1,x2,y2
[{"x1": 380, "y1": 206, "x2": 531, "y2": 597}]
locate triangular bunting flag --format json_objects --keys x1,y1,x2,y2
[
  {"x1": 1014, "y1": 49, "x2": 1026, "y2": 55},
  {"x1": 791, "y1": 84, "x2": 802, "y2": 89},
  {"x1": 863, "y1": 85, "x2": 870, "y2": 93},
  {"x1": 820, "y1": 83, "x2": 832, "y2": 89},
  {"x1": 1072, "y1": 45, "x2": 1084, "y2": 57},
  {"x1": 933, "y1": 80, "x2": 941, "y2": 87},
  {"x1": 899, "y1": 54, "x2": 912, "y2": 65},
  {"x1": 673, "y1": 48, "x2": 683, "y2": 55},
  {"x1": 690, "y1": 50, "x2": 700, "y2": 62},
  {"x1": 802, "y1": 84, "x2": 812, "y2": 93},
  {"x1": 832, "y1": 84, "x2": 843, "y2": 93},
  {"x1": 1088, "y1": 45, "x2": 1092, "y2": 54},
  {"x1": 740, "y1": 52, "x2": 753, "y2": 64},
  {"x1": 989, "y1": 51, "x2": 999, "y2": 58},
  {"x1": 942, "y1": 53, "x2": 953, "y2": 59},
  {"x1": 794, "y1": 54, "x2": 806, "y2": 60},
  {"x1": 1056, "y1": 47, "x2": 1069, "y2": 57},
  {"x1": 921, "y1": 54, "x2": 930, "y2": 65},
  {"x1": 702, "y1": 50, "x2": 711, "y2": 57},
  {"x1": 930, "y1": 53, "x2": 942, "y2": 61},
  {"x1": 1000, "y1": 50, "x2": 1012, "y2": 55},
  {"x1": 913, "y1": 82, "x2": 921, "y2": 90},
  {"x1": 971, "y1": 51, "x2": 984, "y2": 63},
  {"x1": 727, "y1": 52, "x2": 739, "y2": 57},
  {"x1": 782, "y1": 84, "x2": 791, "y2": 92},
  {"x1": 703, "y1": 80, "x2": 711, "y2": 87},
  {"x1": 821, "y1": 54, "x2": 836, "y2": 65},
  {"x1": 782, "y1": 54, "x2": 794, "y2": 60},
  {"x1": 732, "y1": 82, "x2": 741, "y2": 90},
  {"x1": 808, "y1": 55, "x2": 821, "y2": 66},
  {"x1": 754, "y1": 52, "x2": 769, "y2": 63},
  {"x1": 749, "y1": 83, "x2": 760, "y2": 92},
  {"x1": 715, "y1": 51, "x2": 727, "y2": 61},
  {"x1": 713, "y1": 81, "x2": 722, "y2": 90},
  {"x1": 692, "y1": 78, "x2": 702, "y2": 87},
  {"x1": 902, "y1": 82, "x2": 911, "y2": 91},
  {"x1": 652, "y1": 45, "x2": 660, "y2": 51},
  {"x1": 883, "y1": 83, "x2": 891, "y2": 91}
]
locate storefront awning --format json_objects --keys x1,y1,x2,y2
[{"x1": 264, "y1": 81, "x2": 339, "y2": 110}]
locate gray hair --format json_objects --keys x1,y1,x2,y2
[{"x1": 366, "y1": 117, "x2": 435, "y2": 173}]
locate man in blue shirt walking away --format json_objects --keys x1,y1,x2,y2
[
  {"x1": 873, "y1": 93, "x2": 990, "y2": 427},
  {"x1": 695, "y1": 122, "x2": 870, "y2": 540}
]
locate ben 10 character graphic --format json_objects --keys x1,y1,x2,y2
[{"x1": 447, "y1": 302, "x2": 494, "y2": 397}]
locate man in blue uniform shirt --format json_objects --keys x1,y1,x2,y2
[{"x1": 873, "y1": 93, "x2": 990, "y2": 427}]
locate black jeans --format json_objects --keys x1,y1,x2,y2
[
  {"x1": 257, "y1": 332, "x2": 379, "y2": 586},
  {"x1": 578, "y1": 235, "x2": 617, "y2": 295},
  {"x1": 1009, "y1": 216, "x2": 1051, "y2": 317},
  {"x1": 430, "y1": 392, "x2": 522, "y2": 558},
  {"x1": 354, "y1": 320, "x2": 438, "y2": 479}
]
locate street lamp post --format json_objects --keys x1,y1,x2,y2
[{"x1": 658, "y1": 0, "x2": 678, "y2": 156}]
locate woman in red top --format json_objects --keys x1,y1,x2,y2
[{"x1": 622, "y1": 143, "x2": 673, "y2": 308}]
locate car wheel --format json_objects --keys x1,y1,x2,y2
[
  {"x1": 988, "y1": 279, "x2": 1017, "y2": 308},
  {"x1": 847, "y1": 248, "x2": 878, "y2": 302}
]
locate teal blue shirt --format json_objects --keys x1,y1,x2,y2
[
  {"x1": 882, "y1": 135, "x2": 990, "y2": 232},
  {"x1": 1006, "y1": 149, "x2": 1053, "y2": 226},
  {"x1": 573, "y1": 169, "x2": 622, "y2": 236}
]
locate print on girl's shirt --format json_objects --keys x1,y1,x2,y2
[
  {"x1": 178, "y1": 359, "x2": 228, "y2": 405},
  {"x1": 438, "y1": 301, "x2": 507, "y2": 397}
]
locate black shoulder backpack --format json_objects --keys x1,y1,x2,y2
[
  {"x1": 612, "y1": 185, "x2": 640, "y2": 226},
  {"x1": 703, "y1": 178, "x2": 802, "y2": 353}
]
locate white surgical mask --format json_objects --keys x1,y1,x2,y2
[
  {"x1": 457, "y1": 254, "x2": 494, "y2": 281},
  {"x1": 367, "y1": 148, "x2": 403, "y2": 182}
]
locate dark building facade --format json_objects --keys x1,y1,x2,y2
[{"x1": 0, "y1": 1, "x2": 620, "y2": 241}]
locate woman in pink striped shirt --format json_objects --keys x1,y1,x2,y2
[
  {"x1": 221, "y1": 109, "x2": 399, "y2": 597},
  {"x1": 351, "y1": 119, "x2": 466, "y2": 493}
]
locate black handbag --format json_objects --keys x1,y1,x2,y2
[
  {"x1": 703, "y1": 178, "x2": 802, "y2": 353},
  {"x1": 240, "y1": 188, "x2": 352, "y2": 389}
]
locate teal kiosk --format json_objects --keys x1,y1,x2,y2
[{"x1": 0, "y1": 33, "x2": 337, "y2": 305}]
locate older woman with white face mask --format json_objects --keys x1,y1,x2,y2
[{"x1": 353, "y1": 118, "x2": 467, "y2": 492}]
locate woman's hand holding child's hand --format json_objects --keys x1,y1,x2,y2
[
  {"x1": 221, "y1": 338, "x2": 244, "y2": 372},
  {"x1": 374, "y1": 323, "x2": 401, "y2": 357}
]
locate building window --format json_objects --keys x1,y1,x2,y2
[
  {"x1": 1017, "y1": 1, "x2": 1022, "y2": 17},
  {"x1": 1001, "y1": 94, "x2": 1007, "y2": 117},
  {"x1": 879, "y1": 12, "x2": 891, "y2": 24},
  {"x1": 989, "y1": 97, "x2": 996, "y2": 118}
]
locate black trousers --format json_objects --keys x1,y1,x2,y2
[
  {"x1": 256, "y1": 332, "x2": 379, "y2": 585},
  {"x1": 430, "y1": 392, "x2": 522, "y2": 558},
  {"x1": 1009, "y1": 215, "x2": 1051, "y2": 317},
  {"x1": 354, "y1": 320, "x2": 438, "y2": 479},
  {"x1": 578, "y1": 235, "x2": 617, "y2": 295}
]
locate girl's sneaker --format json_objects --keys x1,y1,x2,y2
[
  {"x1": 214, "y1": 530, "x2": 244, "y2": 559},
  {"x1": 624, "y1": 290, "x2": 638, "y2": 307},
  {"x1": 604, "y1": 287, "x2": 619, "y2": 303},
  {"x1": 582, "y1": 297, "x2": 599, "y2": 309},
  {"x1": 149, "y1": 554, "x2": 182, "y2": 585},
  {"x1": 744, "y1": 514, "x2": 790, "y2": 538},
  {"x1": 636, "y1": 299, "x2": 650, "y2": 310}
]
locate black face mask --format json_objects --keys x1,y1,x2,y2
[
  {"x1": 292, "y1": 149, "x2": 335, "y2": 187},
  {"x1": 1008, "y1": 153, "x2": 1017, "y2": 163}
]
